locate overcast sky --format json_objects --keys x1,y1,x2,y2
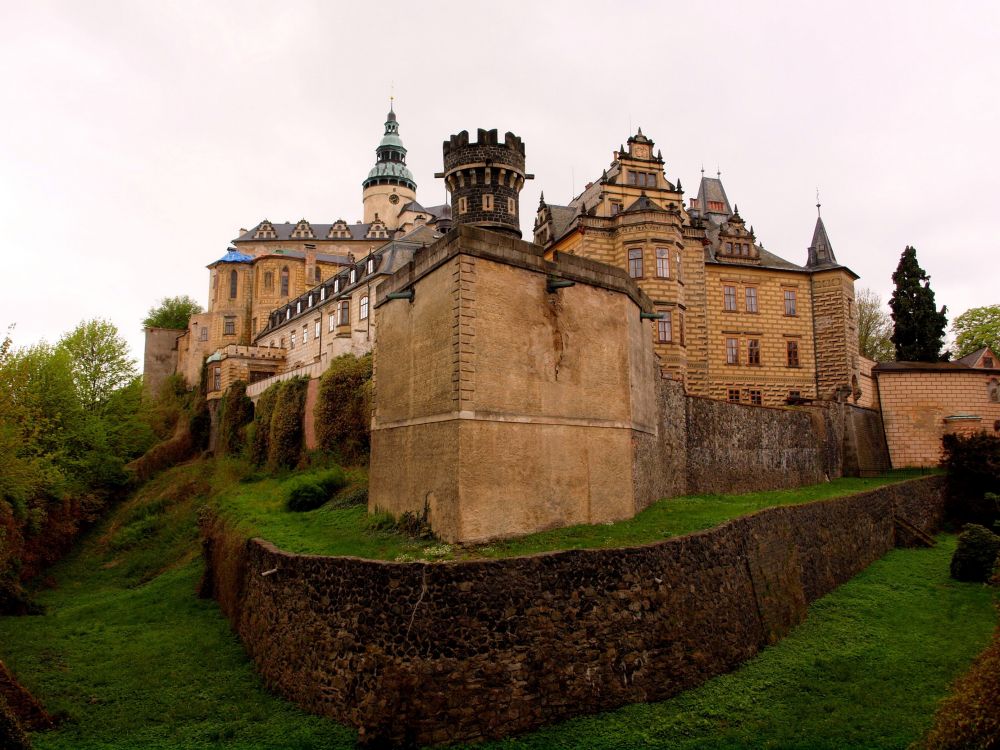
[{"x1": 2, "y1": 0, "x2": 998, "y2": 365}]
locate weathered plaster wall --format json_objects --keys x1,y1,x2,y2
[
  {"x1": 142, "y1": 327, "x2": 183, "y2": 398},
  {"x1": 202, "y1": 475, "x2": 945, "y2": 748}
]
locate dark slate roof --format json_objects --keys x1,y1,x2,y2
[
  {"x1": 547, "y1": 204, "x2": 580, "y2": 242},
  {"x1": 693, "y1": 176, "x2": 733, "y2": 218},
  {"x1": 806, "y1": 214, "x2": 838, "y2": 268},
  {"x1": 624, "y1": 194, "x2": 664, "y2": 213},
  {"x1": 955, "y1": 347, "x2": 991, "y2": 366},
  {"x1": 234, "y1": 221, "x2": 378, "y2": 243},
  {"x1": 211, "y1": 248, "x2": 253, "y2": 265}
]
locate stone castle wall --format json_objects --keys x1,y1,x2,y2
[
  {"x1": 141, "y1": 327, "x2": 184, "y2": 398},
  {"x1": 201, "y1": 475, "x2": 945, "y2": 748}
]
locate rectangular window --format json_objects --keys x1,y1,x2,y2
[
  {"x1": 628, "y1": 247, "x2": 643, "y2": 278},
  {"x1": 610, "y1": 201, "x2": 623, "y2": 215},
  {"x1": 329, "y1": 314, "x2": 336, "y2": 332},
  {"x1": 199, "y1": 326, "x2": 208, "y2": 341},
  {"x1": 679, "y1": 312, "x2": 686, "y2": 346},
  {"x1": 290, "y1": 331, "x2": 296, "y2": 349},
  {"x1": 315, "y1": 320, "x2": 320, "y2": 339},
  {"x1": 360, "y1": 295, "x2": 369, "y2": 320},
  {"x1": 339, "y1": 300, "x2": 350, "y2": 326},
  {"x1": 223, "y1": 317, "x2": 235, "y2": 336},
  {"x1": 264, "y1": 271, "x2": 273, "y2": 291},
  {"x1": 784, "y1": 289, "x2": 797, "y2": 316},
  {"x1": 726, "y1": 337, "x2": 739, "y2": 365},
  {"x1": 787, "y1": 340, "x2": 800, "y2": 367},
  {"x1": 728, "y1": 388, "x2": 740, "y2": 403},
  {"x1": 750, "y1": 390, "x2": 762, "y2": 405},
  {"x1": 726, "y1": 242, "x2": 733, "y2": 253},
  {"x1": 655, "y1": 248, "x2": 670, "y2": 278},
  {"x1": 657, "y1": 311, "x2": 673, "y2": 343},
  {"x1": 674, "y1": 250, "x2": 683, "y2": 282},
  {"x1": 212, "y1": 367, "x2": 221, "y2": 392},
  {"x1": 748, "y1": 338, "x2": 761, "y2": 366},
  {"x1": 302, "y1": 325, "x2": 308, "y2": 344},
  {"x1": 723, "y1": 285, "x2": 737, "y2": 311},
  {"x1": 745, "y1": 287, "x2": 758, "y2": 313}
]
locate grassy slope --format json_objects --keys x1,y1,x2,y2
[
  {"x1": 214, "y1": 461, "x2": 928, "y2": 560},
  {"x1": 0, "y1": 461, "x2": 990, "y2": 750}
]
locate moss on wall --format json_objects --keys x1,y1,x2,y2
[{"x1": 315, "y1": 354, "x2": 372, "y2": 465}]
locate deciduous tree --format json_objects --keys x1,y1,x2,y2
[
  {"x1": 142, "y1": 295, "x2": 203, "y2": 330},
  {"x1": 57, "y1": 319, "x2": 137, "y2": 413},
  {"x1": 951, "y1": 304, "x2": 1000, "y2": 359},
  {"x1": 889, "y1": 246, "x2": 947, "y2": 362},
  {"x1": 856, "y1": 288, "x2": 895, "y2": 362}
]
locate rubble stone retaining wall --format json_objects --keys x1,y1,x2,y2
[{"x1": 201, "y1": 475, "x2": 945, "y2": 747}]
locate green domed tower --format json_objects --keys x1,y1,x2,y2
[{"x1": 362, "y1": 106, "x2": 417, "y2": 229}]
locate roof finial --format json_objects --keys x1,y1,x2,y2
[
  {"x1": 816, "y1": 187, "x2": 821, "y2": 217},
  {"x1": 717, "y1": 165, "x2": 721, "y2": 179},
  {"x1": 700, "y1": 163, "x2": 705, "y2": 177}
]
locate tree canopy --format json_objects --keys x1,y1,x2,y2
[
  {"x1": 856, "y1": 288, "x2": 895, "y2": 362},
  {"x1": 58, "y1": 319, "x2": 138, "y2": 413},
  {"x1": 143, "y1": 295, "x2": 203, "y2": 330},
  {"x1": 950, "y1": 304, "x2": 1000, "y2": 359},
  {"x1": 889, "y1": 246, "x2": 948, "y2": 362}
]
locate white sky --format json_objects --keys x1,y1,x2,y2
[{"x1": 2, "y1": 0, "x2": 998, "y2": 365}]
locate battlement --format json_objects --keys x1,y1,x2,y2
[{"x1": 443, "y1": 129, "x2": 526, "y2": 160}]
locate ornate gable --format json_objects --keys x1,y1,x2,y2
[
  {"x1": 327, "y1": 220, "x2": 352, "y2": 239},
  {"x1": 291, "y1": 219, "x2": 315, "y2": 239},
  {"x1": 716, "y1": 207, "x2": 761, "y2": 263},
  {"x1": 253, "y1": 220, "x2": 278, "y2": 240},
  {"x1": 366, "y1": 217, "x2": 389, "y2": 240}
]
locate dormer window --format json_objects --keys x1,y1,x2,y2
[
  {"x1": 286, "y1": 308, "x2": 291, "y2": 321},
  {"x1": 321, "y1": 287, "x2": 327, "y2": 301},
  {"x1": 334, "y1": 278, "x2": 340, "y2": 293},
  {"x1": 366, "y1": 258, "x2": 375, "y2": 274},
  {"x1": 296, "y1": 301, "x2": 301, "y2": 314},
  {"x1": 350, "y1": 268, "x2": 357, "y2": 284},
  {"x1": 308, "y1": 295, "x2": 313, "y2": 307}
]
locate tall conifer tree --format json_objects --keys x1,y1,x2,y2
[{"x1": 889, "y1": 246, "x2": 947, "y2": 361}]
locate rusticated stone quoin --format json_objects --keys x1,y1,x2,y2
[{"x1": 201, "y1": 475, "x2": 946, "y2": 748}]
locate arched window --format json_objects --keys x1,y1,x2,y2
[
  {"x1": 360, "y1": 295, "x2": 369, "y2": 320},
  {"x1": 280, "y1": 266, "x2": 289, "y2": 297},
  {"x1": 229, "y1": 269, "x2": 238, "y2": 299}
]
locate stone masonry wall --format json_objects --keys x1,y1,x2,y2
[
  {"x1": 202, "y1": 475, "x2": 945, "y2": 748},
  {"x1": 685, "y1": 394, "x2": 823, "y2": 494}
]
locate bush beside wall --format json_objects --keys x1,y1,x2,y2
[
  {"x1": 267, "y1": 378, "x2": 308, "y2": 470},
  {"x1": 315, "y1": 354, "x2": 372, "y2": 465},
  {"x1": 216, "y1": 381, "x2": 254, "y2": 457},
  {"x1": 249, "y1": 384, "x2": 279, "y2": 466}
]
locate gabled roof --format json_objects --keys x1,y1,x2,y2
[
  {"x1": 547, "y1": 204, "x2": 580, "y2": 242},
  {"x1": 955, "y1": 347, "x2": 997, "y2": 367},
  {"x1": 235, "y1": 221, "x2": 378, "y2": 243}
]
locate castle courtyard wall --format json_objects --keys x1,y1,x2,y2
[
  {"x1": 200, "y1": 475, "x2": 946, "y2": 748},
  {"x1": 876, "y1": 368, "x2": 1000, "y2": 467}
]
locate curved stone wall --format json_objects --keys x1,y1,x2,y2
[{"x1": 200, "y1": 475, "x2": 945, "y2": 747}]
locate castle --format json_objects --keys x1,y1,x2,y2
[{"x1": 145, "y1": 107, "x2": 867, "y2": 414}]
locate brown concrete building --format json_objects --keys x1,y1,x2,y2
[{"x1": 535, "y1": 129, "x2": 860, "y2": 406}]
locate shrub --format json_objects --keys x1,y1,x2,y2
[
  {"x1": 950, "y1": 524, "x2": 1000, "y2": 583},
  {"x1": 249, "y1": 383, "x2": 280, "y2": 466},
  {"x1": 267, "y1": 378, "x2": 309, "y2": 470},
  {"x1": 942, "y1": 432, "x2": 1000, "y2": 526},
  {"x1": 216, "y1": 381, "x2": 254, "y2": 457},
  {"x1": 285, "y1": 469, "x2": 347, "y2": 512},
  {"x1": 315, "y1": 354, "x2": 373, "y2": 465},
  {"x1": 331, "y1": 485, "x2": 368, "y2": 509},
  {"x1": 188, "y1": 396, "x2": 211, "y2": 453}
]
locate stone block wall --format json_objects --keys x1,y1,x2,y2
[
  {"x1": 202, "y1": 475, "x2": 945, "y2": 747},
  {"x1": 142, "y1": 327, "x2": 184, "y2": 398},
  {"x1": 685, "y1": 394, "x2": 823, "y2": 493}
]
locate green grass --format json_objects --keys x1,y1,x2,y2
[
  {"x1": 210, "y1": 458, "x2": 929, "y2": 561},
  {"x1": 0, "y1": 462, "x2": 356, "y2": 749},
  {"x1": 0, "y1": 461, "x2": 990, "y2": 750},
  {"x1": 471, "y1": 536, "x2": 996, "y2": 750}
]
